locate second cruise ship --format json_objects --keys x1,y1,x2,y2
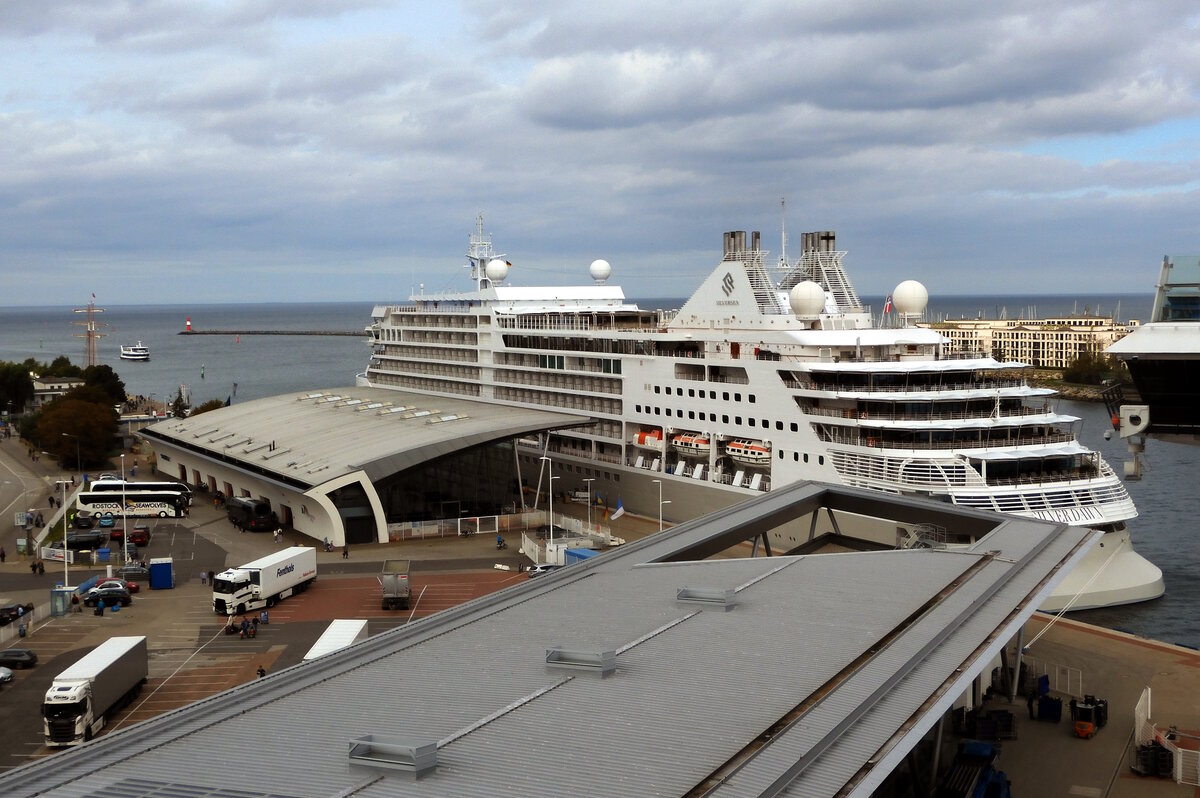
[{"x1": 360, "y1": 218, "x2": 1164, "y2": 611}]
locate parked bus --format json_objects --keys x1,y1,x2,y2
[
  {"x1": 76, "y1": 490, "x2": 186, "y2": 519},
  {"x1": 89, "y1": 479, "x2": 193, "y2": 506}
]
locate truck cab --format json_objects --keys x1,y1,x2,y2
[{"x1": 42, "y1": 682, "x2": 93, "y2": 744}]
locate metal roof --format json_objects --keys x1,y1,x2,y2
[
  {"x1": 138, "y1": 387, "x2": 591, "y2": 489},
  {"x1": 0, "y1": 482, "x2": 1094, "y2": 798}
]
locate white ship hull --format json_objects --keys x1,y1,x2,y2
[{"x1": 362, "y1": 218, "x2": 1163, "y2": 612}]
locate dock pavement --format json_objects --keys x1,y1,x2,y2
[{"x1": 0, "y1": 435, "x2": 1198, "y2": 794}]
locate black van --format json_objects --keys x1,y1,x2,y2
[{"x1": 226, "y1": 497, "x2": 277, "y2": 532}]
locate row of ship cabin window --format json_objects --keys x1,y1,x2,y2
[
  {"x1": 635, "y1": 405, "x2": 800, "y2": 433},
  {"x1": 655, "y1": 386, "x2": 757, "y2": 403}
]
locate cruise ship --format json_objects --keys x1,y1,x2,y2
[{"x1": 359, "y1": 218, "x2": 1163, "y2": 611}]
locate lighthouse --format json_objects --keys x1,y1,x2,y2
[{"x1": 186, "y1": 317, "x2": 192, "y2": 332}]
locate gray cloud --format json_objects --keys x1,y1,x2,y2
[{"x1": 2, "y1": 0, "x2": 1200, "y2": 306}]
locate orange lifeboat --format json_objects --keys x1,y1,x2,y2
[
  {"x1": 726, "y1": 439, "x2": 770, "y2": 467},
  {"x1": 633, "y1": 429, "x2": 664, "y2": 448},
  {"x1": 671, "y1": 433, "x2": 711, "y2": 458}
]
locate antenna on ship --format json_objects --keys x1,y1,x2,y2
[{"x1": 777, "y1": 197, "x2": 788, "y2": 271}]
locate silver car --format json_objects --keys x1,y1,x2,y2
[{"x1": 0, "y1": 666, "x2": 13, "y2": 685}]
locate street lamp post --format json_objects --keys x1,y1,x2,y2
[
  {"x1": 121, "y1": 454, "x2": 129, "y2": 565},
  {"x1": 540, "y1": 455, "x2": 557, "y2": 552},
  {"x1": 61, "y1": 478, "x2": 70, "y2": 587},
  {"x1": 61, "y1": 433, "x2": 80, "y2": 477},
  {"x1": 653, "y1": 479, "x2": 670, "y2": 533},
  {"x1": 583, "y1": 478, "x2": 595, "y2": 531}
]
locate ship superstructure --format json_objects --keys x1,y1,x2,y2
[{"x1": 359, "y1": 217, "x2": 1163, "y2": 611}]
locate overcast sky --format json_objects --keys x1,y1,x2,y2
[{"x1": 2, "y1": 0, "x2": 1199, "y2": 306}]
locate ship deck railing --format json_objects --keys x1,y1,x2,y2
[
  {"x1": 820, "y1": 431, "x2": 1078, "y2": 451},
  {"x1": 785, "y1": 377, "x2": 1030, "y2": 393},
  {"x1": 801, "y1": 404, "x2": 1055, "y2": 422}
]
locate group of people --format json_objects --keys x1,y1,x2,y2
[{"x1": 28, "y1": 560, "x2": 45, "y2": 574}]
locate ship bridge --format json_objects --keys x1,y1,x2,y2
[{"x1": 138, "y1": 387, "x2": 593, "y2": 546}]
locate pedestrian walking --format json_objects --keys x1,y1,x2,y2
[
  {"x1": 201, "y1": 570, "x2": 207, "y2": 586},
  {"x1": 257, "y1": 666, "x2": 266, "y2": 678},
  {"x1": 37, "y1": 561, "x2": 44, "y2": 575},
  {"x1": 273, "y1": 527, "x2": 282, "y2": 544},
  {"x1": 342, "y1": 545, "x2": 349, "y2": 559},
  {"x1": 0, "y1": 545, "x2": 5, "y2": 564}
]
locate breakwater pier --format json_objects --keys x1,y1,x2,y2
[{"x1": 179, "y1": 329, "x2": 362, "y2": 336}]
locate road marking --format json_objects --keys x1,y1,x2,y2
[{"x1": 111, "y1": 624, "x2": 233, "y2": 731}]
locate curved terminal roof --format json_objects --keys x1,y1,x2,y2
[{"x1": 139, "y1": 387, "x2": 592, "y2": 490}]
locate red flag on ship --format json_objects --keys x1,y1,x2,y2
[{"x1": 883, "y1": 294, "x2": 893, "y2": 314}]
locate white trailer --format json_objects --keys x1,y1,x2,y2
[
  {"x1": 303, "y1": 619, "x2": 369, "y2": 661},
  {"x1": 43, "y1": 636, "x2": 148, "y2": 746},
  {"x1": 212, "y1": 546, "x2": 316, "y2": 616}
]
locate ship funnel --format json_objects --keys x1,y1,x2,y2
[{"x1": 801, "y1": 231, "x2": 836, "y2": 254}]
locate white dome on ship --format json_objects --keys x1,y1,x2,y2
[
  {"x1": 892, "y1": 279, "x2": 928, "y2": 315},
  {"x1": 789, "y1": 280, "x2": 826, "y2": 316},
  {"x1": 485, "y1": 258, "x2": 510, "y2": 282},
  {"x1": 589, "y1": 259, "x2": 612, "y2": 283}
]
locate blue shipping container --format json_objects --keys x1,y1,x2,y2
[{"x1": 564, "y1": 548, "x2": 600, "y2": 565}]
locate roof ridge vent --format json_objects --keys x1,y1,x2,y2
[
  {"x1": 545, "y1": 647, "x2": 616, "y2": 676},
  {"x1": 348, "y1": 734, "x2": 437, "y2": 778},
  {"x1": 676, "y1": 586, "x2": 737, "y2": 611}
]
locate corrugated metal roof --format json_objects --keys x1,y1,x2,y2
[
  {"x1": 139, "y1": 387, "x2": 592, "y2": 489},
  {"x1": 0, "y1": 483, "x2": 1094, "y2": 798}
]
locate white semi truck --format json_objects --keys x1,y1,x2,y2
[
  {"x1": 212, "y1": 546, "x2": 317, "y2": 615},
  {"x1": 43, "y1": 635, "x2": 148, "y2": 746}
]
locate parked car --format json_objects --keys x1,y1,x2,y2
[
  {"x1": 0, "y1": 649, "x2": 38, "y2": 669},
  {"x1": 98, "y1": 516, "x2": 116, "y2": 529},
  {"x1": 65, "y1": 530, "x2": 108, "y2": 550},
  {"x1": 0, "y1": 666, "x2": 12, "y2": 685},
  {"x1": 526, "y1": 563, "x2": 561, "y2": 578},
  {"x1": 83, "y1": 585, "x2": 132, "y2": 607},
  {"x1": 71, "y1": 513, "x2": 96, "y2": 529},
  {"x1": 109, "y1": 524, "x2": 126, "y2": 542},
  {"x1": 116, "y1": 564, "x2": 150, "y2": 582},
  {"x1": 0, "y1": 603, "x2": 35, "y2": 625},
  {"x1": 95, "y1": 578, "x2": 139, "y2": 594},
  {"x1": 128, "y1": 522, "x2": 152, "y2": 547}
]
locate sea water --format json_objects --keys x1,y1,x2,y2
[{"x1": 0, "y1": 296, "x2": 1195, "y2": 647}]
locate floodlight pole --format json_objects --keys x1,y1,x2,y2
[
  {"x1": 121, "y1": 454, "x2": 128, "y2": 565},
  {"x1": 583, "y1": 478, "x2": 595, "y2": 531}
]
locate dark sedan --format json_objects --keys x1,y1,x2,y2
[
  {"x1": 0, "y1": 648, "x2": 37, "y2": 669},
  {"x1": 83, "y1": 585, "x2": 132, "y2": 607},
  {"x1": 0, "y1": 603, "x2": 35, "y2": 625}
]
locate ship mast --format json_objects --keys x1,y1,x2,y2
[
  {"x1": 73, "y1": 296, "x2": 107, "y2": 367},
  {"x1": 466, "y1": 214, "x2": 495, "y2": 289}
]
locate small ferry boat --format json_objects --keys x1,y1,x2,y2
[
  {"x1": 725, "y1": 439, "x2": 771, "y2": 467},
  {"x1": 119, "y1": 342, "x2": 150, "y2": 361},
  {"x1": 671, "y1": 433, "x2": 711, "y2": 458}
]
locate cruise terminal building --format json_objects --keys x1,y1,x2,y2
[{"x1": 138, "y1": 386, "x2": 591, "y2": 546}]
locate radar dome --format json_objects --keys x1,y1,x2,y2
[
  {"x1": 789, "y1": 281, "x2": 826, "y2": 316},
  {"x1": 485, "y1": 258, "x2": 510, "y2": 282},
  {"x1": 892, "y1": 280, "x2": 928, "y2": 315},
  {"x1": 589, "y1": 259, "x2": 612, "y2": 282}
]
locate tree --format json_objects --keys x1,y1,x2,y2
[
  {"x1": 34, "y1": 399, "x2": 118, "y2": 470},
  {"x1": 190, "y1": 399, "x2": 227, "y2": 417},
  {"x1": 0, "y1": 362, "x2": 35, "y2": 415},
  {"x1": 43, "y1": 356, "x2": 83, "y2": 378},
  {"x1": 1063, "y1": 352, "x2": 1108, "y2": 385},
  {"x1": 170, "y1": 387, "x2": 189, "y2": 418},
  {"x1": 81, "y1": 364, "x2": 126, "y2": 406}
]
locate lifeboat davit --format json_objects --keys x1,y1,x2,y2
[
  {"x1": 633, "y1": 429, "x2": 664, "y2": 448},
  {"x1": 671, "y1": 433, "x2": 711, "y2": 458},
  {"x1": 726, "y1": 439, "x2": 770, "y2": 467}
]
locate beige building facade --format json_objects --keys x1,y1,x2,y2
[{"x1": 921, "y1": 316, "x2": 1138, "y2": 369}]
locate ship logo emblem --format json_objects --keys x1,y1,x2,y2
[{"x1": 721, "y1": 273, "x2": 735, "y2": 296}]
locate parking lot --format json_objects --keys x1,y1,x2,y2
[{"x1": 0, "y1": 499, "x2": 549, "y2": 771}]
